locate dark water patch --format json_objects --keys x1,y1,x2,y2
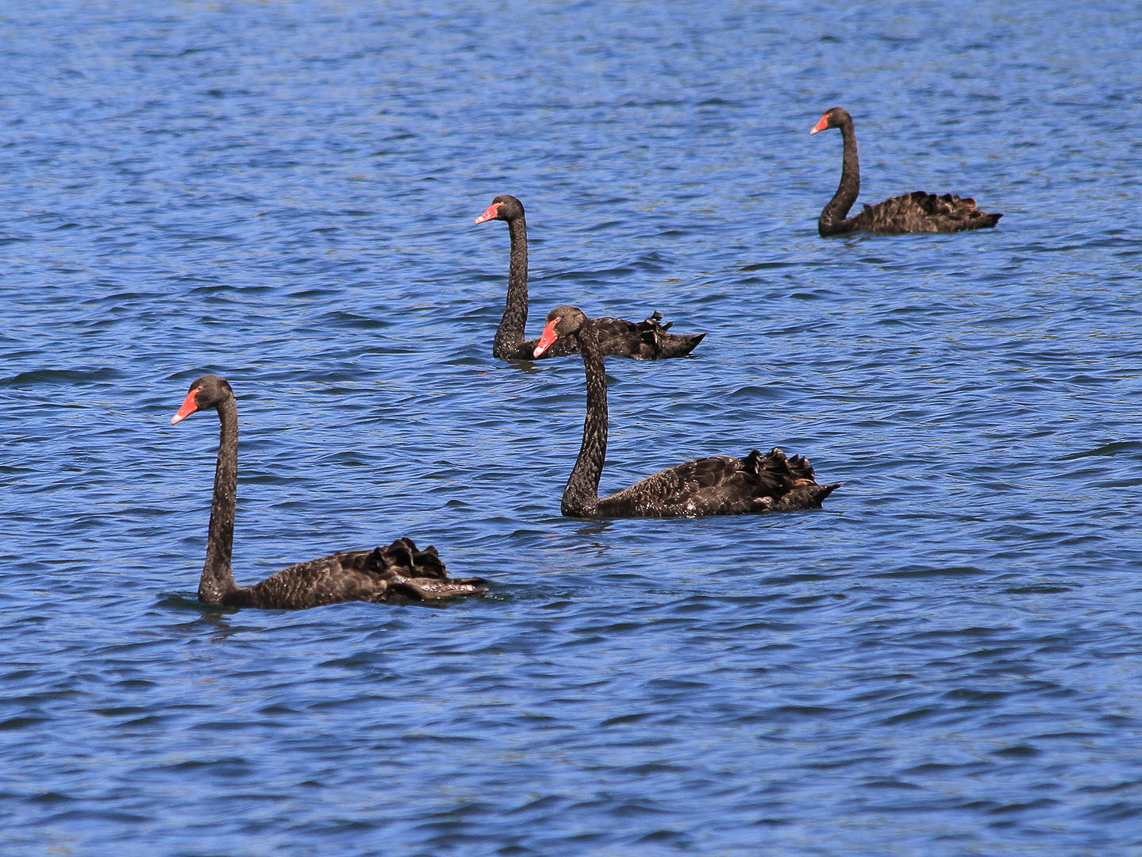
[
  {"x1": 1, "y1": 367, "x2": 126, "y2": 387},
  {"x1": 1061, "y1": 440, "x2": 1142, "y2": 460},
  {"x1": 993, "y1": 743, "x2": 1040, "y2": 759},
  {"x1": 1001, "y1": 584, "x2": 1076, "y2": 595},
  {"x1": 870, "y1": 565, "x2": 989, "y2": 580},
  {"x1": 0, "y1": 715, "x2": 49, "y2": 731}
]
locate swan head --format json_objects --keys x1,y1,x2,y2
[
  {"x1": 475, "y1": 194, "x2": 525, "y2": 225},
  {"x1": 172, "y1": 375, "x2": 234, "y2": 425},
  {"x1": 810, "y1": 106, "x2": 851, "y2": 135},
  {"x1": 533, "y1": 305, "x2": 587, "y2": 357}
]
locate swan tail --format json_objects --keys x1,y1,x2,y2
[
  {"x1": 745, "y1": 448, "x2": 839, "y2": 510},
  {"x1": 637, "y1": 311, "x2": 707, "y2": 359},
  {"x1": 367, "y1": 539, "x2": 489, "y2": 600},
  {"x1": 387, "y1": 576, "x2": 490, "y2": 601},
  {"x1": 772, "y1": 481, "x2": 840, "y2": 511}
]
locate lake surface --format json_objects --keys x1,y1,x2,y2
[{"x1": 2, "y1": 1, "x2": 1141, "y2": 854}]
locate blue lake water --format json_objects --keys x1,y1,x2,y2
[{"x1": 2, "y1": 1, "x2": 1141, "y2": 854}]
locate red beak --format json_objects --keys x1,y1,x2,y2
[
  {"x1": 171, "y1": 388, "x2": 201, "y2": 425},
  {"x1": 809, "y1": 114, "x2": 830, "y2": 135},
  {"x1": 474, "y1": 202, "x2": 501, "y2": 224},
  {"x1": 533, "y1": 318, "x2": 561, "y2": 358}
]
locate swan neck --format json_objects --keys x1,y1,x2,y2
[
  {"x1": 201, "y1": 397, "x2": 240, "y2": 604},
  {"x1": 820, "y1": 116, "x2": 860, "y2": 235},
  {"x1": 493, "y1": 216, "x2": 529, "y2": 359},
  {"x1": 563, "y1": 321, "x2": 606, "y2": 516}
]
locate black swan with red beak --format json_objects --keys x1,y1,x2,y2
[
  {"x1": 171, "y1": 375, "x2": 487, "y2": 609},
  {"x1": 810, "y1": 107, "x2": 1002, "y2": 236},
  {"x1": 533, "y1": 307, "x2": 839, "y2": 518},
  {"x1": 475, "y1": 195, "x2": 706, "y2": 360}
]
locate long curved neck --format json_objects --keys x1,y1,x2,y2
[
  {"x1": 201, "y1": 398, "x2": 241, "y2": 604},
  {"x1": 563, "y1": 321, "x2": 607, "y2": 516},
  {"x1": 820, "y1": 116, "x2": 860, "y2": 235},
  {"x1": 493, "y1": 216, "x2": 529, "y2": 359}
]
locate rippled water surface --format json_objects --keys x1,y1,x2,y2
[{"x1": 3, "y1": 1, "x2": 1142, "y2": 854}]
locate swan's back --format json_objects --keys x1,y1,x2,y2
[
  {"x1": 851, "y1": 191, "x2": 1002, "y2": 235},
  {"x1": 592, "y1": 447, "x2": 838, "y2": 518},
  {"x1": 595, "y1": 314, "x2": 706, "y2": 360},
  {"x1": 527, "y1": 314, "x2": 705, "y2": 360},
  {"x1": 234, "y1": 538, "x2": 487, "y2": 609}
]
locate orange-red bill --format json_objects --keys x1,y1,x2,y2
[
  {"x1": 533, "y1": 318, "x2": 561, "y2": 358},
  {"x1": 474, "y1": 201, "x2": 501, "y2": 224},
  {"x1": 809, "y1": 114, "x2": 830, "y2": 135},
  {"x1": 171, "y1": 388, "x2": 201, "y2": 425}
]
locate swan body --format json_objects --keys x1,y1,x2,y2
[
  {"x1": 475, "y1": 195, "x2": 705, "y2": 360},
  {"x1": 171, "y1": 376, "x2": 487, "y2": 609},
  {"x1": 810, "y1": 107, "x2": 1002, "y2": 237},
  {"x1": 533, "y1": 307, "x2": 839, "y2": 518}
]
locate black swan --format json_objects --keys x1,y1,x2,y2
[
  {"x1": 533, "y1": 307, "x2": 839, "y2": 518},
  {"x1": 171, "y1": 375, "x2": 487, "y2": 609},
  {"x1": 810, "y1": 107, "x2": 1002, "y2": 236},
  {"x1": 474, "y1": 195, "x2": 705, "y2": 360}
]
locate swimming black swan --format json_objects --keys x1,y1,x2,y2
[
  {"x1": 810, "y1": 107, "x2": 1002, "y2": 237},
  {"x1": 171, "y1": 375, "x2": 487, "y2": 609},
  {"x1": 533, "y1": 307, "x2": 839, "y2": 517},
  {"x1": 474, "y1": 195, "x2": 705, "y2": 360}
]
